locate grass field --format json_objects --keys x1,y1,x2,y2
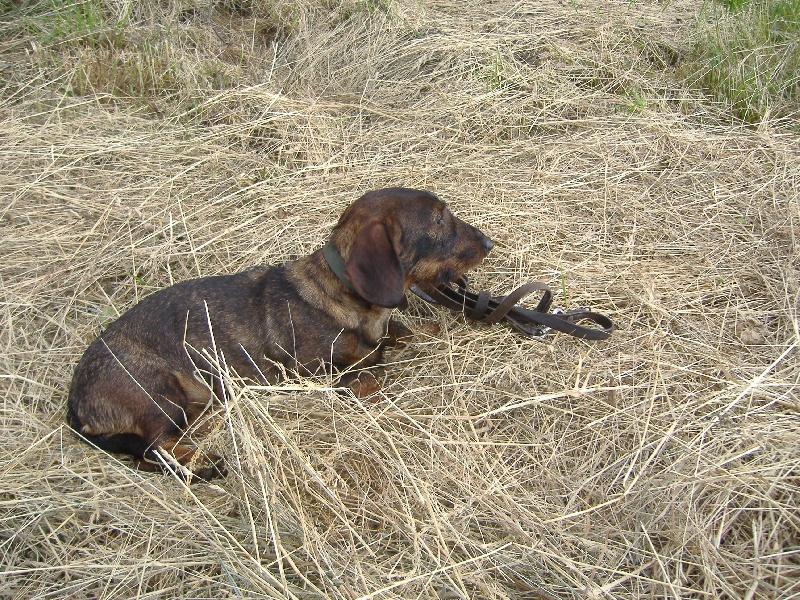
[{"x1": 1, "y1": 1, "x2": 798, "y2": 598}]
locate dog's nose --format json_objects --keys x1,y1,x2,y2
[{"x1": 482, "y1": 236, "x2": 494, "y2": 253}]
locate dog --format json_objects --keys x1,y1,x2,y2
[{"x1": 67, "y1": 188, "x2": 494, "y2": 479}]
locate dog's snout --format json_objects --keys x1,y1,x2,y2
[{"x1": 482, "y1": 236, "x2": 494, "y2": 253}]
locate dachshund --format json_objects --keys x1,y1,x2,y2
[{"x1": 67, "y1": 188, "x2": 494, "y2": 479}]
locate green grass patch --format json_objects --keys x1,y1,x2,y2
[
  {"x1": 2, "y1": 0, "x2": 125, "y2": 47},
  {"x1": 683, "y1": 0, "x2": 800, "y2": 124}
]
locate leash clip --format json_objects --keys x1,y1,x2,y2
[
  {"x1": 526, "y1": 307, "x2": 566, "y2": 340},
  {"x1": 528, "y1": 325, "x2": 551, "y2": 339}
]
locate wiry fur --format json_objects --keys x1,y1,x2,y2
[{"x1": 67, "y1": 188, "x2": 493, "y2": 479}]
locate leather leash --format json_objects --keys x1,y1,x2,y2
[
  {"x1": 322, "y1": 240, "x2": 613, "y2": 341},
  {"x1": 409, "y1": 277, "x2": 614, "y2": 341}
]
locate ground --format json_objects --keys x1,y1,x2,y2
[{"x1": 1, "y1": 1, "x2": 798, "y2": 598}]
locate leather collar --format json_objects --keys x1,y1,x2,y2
[
  {"x1": 322, "y1": 240, "x2": 357, "y2": 293},
  {"x1": 322, "y1": 239, "x2": 409, "y2": 310}
]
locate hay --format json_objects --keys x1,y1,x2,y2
[{"x1": 1, "y1": 0, "x2": 798, "y2": 598}]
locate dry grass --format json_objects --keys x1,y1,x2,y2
[{"x1": 1, "y1": 0, "x2": 799, "y2": 598}]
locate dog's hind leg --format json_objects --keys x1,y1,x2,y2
[
  {"x1": 134, "y1": 370, "x2": 226, "y2": 481},
  {"x1": 139, "y1": 433, "x2": 227, "y2": 481}
]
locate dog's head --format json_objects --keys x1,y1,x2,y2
[{"x1": 331, "y1": 188, "x2": 494, "y2": 308}]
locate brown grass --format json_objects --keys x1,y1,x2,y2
[{"x1": 1, "y1": 0, "x2": 798, "y2": 598}]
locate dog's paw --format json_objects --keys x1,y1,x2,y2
[
  {"x1": 134, "y1": 457, "x2": 161, "y2": 473},
  {"x1": 134, "y1": 451, "x2": 227, "y2": 483},
  {"x1": 387, "y1": 319, "x2": 440, "y2": 347},
  {"x1": 193, "y1": 460, "x2": 227, "y2": 483},
  {"x1": 416, "y1": 322, "x2": 441, "y2": 337},
  {"x1": 347, "y1": 371, "x2": 382, "y2": 399},
  {"x1": 386, "y1": 319, "x2": 414, "y2": 347}
]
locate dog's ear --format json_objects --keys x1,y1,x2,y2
[{"x1": 345, "y1": 222, "x2": 405, "y2": 308}]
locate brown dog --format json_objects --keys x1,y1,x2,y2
[{"x1": 67, "y1": 188, "x2": 493, "y2": 479}]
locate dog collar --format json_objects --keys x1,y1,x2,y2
[
  {"x1": 322, "y1": 240, "x2": 358, "y2": 292},
  {"x1": 322, "y1": 239, "x2": 409, "y2": 310}
]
